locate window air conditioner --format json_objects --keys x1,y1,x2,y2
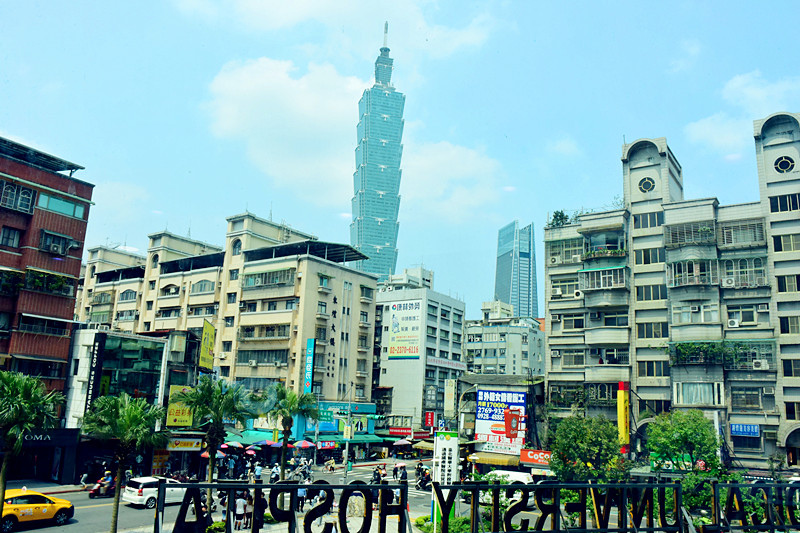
[
  {"x1": 573, "y1": 290, "x2": 584, "y2": 299},
  {"x1": 763, "y1": 386, "x2": 775, "y2": 395},
  {"x1": 727, "y1": 318, "x2": 740, "y2": 328},
  {"x1": 219, "y1": 353, "x2": 227, "y2": 360},
  {"x1": 550, "y1": 350, "x2": 561, "y2": 357},
  {"x1": 721, "y1": 277, "x2": 736, "y2": 288},
  {"x1": 239, "y1": 301, "x2": 247, "y2": 309},
  {"x1": 551, "y1": 288, "x2": 563, "y2": 297},
  {"x1": 757, "y1": 303, "x2": 769, "y2": 312},
  {"x1": 589, "y1": 348, "x2": 600, "y2": 356},
  {"x1": 571, "y1": 255, "x2": 582, "y2": 263},
  {"x1": 249, "y1": 360, "x2": 258, "y2": 367},
  {"x1": 551, "y1": 314, "x2": 561, "y2": 323},
  {"x1": 752, "y1": 359, "x2": 769, "y2": 370},
  {"x1": 589, "y1": 312, "x2": 601, "y2": 320},
  {"x1": 550, "y1": 256, "x2": 562, "y2": 265},
  {"x1": 49, "y1": 244, "x2": 62, "y2": 254},
  {"x1": 690, "y1": 306, "x2": 700, "y2": 313}
]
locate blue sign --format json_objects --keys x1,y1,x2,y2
[
  {"x1": 304, "y1": 339, "x2": 315, "y2": 393},
  {"x1": 730, "y1": 423, "x2": 759, "y2": 437}
]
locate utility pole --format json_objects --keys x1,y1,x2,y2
[{"x1": 343, "y1": 381, "x2": 354, "y2": 482}]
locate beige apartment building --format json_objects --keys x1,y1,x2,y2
[
  {"x1": 76, "y1": 212, "x2": 378, "y2": 401},
  {"x1": 544, "y1": 112, "x2": 800, "y2": 471}
]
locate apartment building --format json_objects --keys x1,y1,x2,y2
[
  {"x1": 465, "y1": 301, "x2": 545, "y2": 376},
  {"x1": 374, "y1": 267, "x2": 466, "y2": 432},
  {"x1": 76, "y1": 213, "x2": 378, "y2": 405},
  {"x1": 0, "y1": 136, "x2": 94, "y2": 392},
  {"x1": 544, "y1": 112, "x2": 800, "y2": 470}
]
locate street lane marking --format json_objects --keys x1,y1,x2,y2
[{"x1": 75, "y1": 502, "x2": 115, "y2": 509}]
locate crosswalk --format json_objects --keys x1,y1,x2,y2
[{"x1": 323, "y1": 469, "x2": 432, "y2": 498}]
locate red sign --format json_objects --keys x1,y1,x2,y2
[
  {"x1": 424, "y1": 411, "x2": 436, "y2": 427},
  {"x1": 389, "y1": 427, "x2": 413, "y2": 436},
  {"x1": 519, "y1": 449, "x2": 552, "y2": 466},
  {"x1": 317, "y1": 441, "x2": 338, "y2": 450}
]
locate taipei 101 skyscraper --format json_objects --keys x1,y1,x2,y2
[{"x1": 350, "y1": 23, "x2": 406, "y2": 281}]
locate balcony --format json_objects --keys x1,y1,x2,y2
[
  {"x1": 316, "y1": 312, "x2": 330, "y2": 320},
  {"x1": 584, "y1": 327, "x2": 629, "y2": 345},
  {"x1": 584, "y1": 290, "x2": 630, "y2": 308},
  {"x1": 585, "y1": 365, "x2": 630, "y2": 383},
  {"x1": 359, "y1": 321, "x2": 370, "y2": 329},
  {"x1": 357, "y1": 345, "x2": 369, "y2": 353},
  {"x1": 581, "y1": 248, "x2": 627, "y2": 261},
  {"x1": 356, "y1": 370, "x2": 369, "y2": 378},
  {"x1": 317, "y1": 285, "x2": 332, "y2": 294},
  {"x1": 669, "y1": 340, "x2": 776, "y2": 371}
]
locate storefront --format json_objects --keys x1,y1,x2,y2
[
  {"x1": 4, "y1": 429, "x2": 80, "y2": 484},
  {"x1": 164, "y1": 433, "x2": 204, "y2": 478}
]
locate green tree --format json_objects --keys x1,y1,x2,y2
[
  {"x1": 262, "y1": 383, "x2": 318, "y2": 480},
  {"x1": 548, "y1": 210, "x2": 570, "y2": 228},
  {"x1": 0, "y1": 372, "x2": 64, "y2": 520},
  {"x1": 646, "y1": 409, "x2": 720, "y2": 472},
  {"x1": 548, "y1": 414, "x2": 628, "y2": 482},
  {"x1": 172, "y1": 377, "x2": 255, "y2": 501},
  {"x1": 82, "y1": 393, "x2": 168, "y2": 533}
]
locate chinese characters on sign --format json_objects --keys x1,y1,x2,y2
[
  {"x1": 304, "y1": 339, "x2": 315, "y2": 393},
  {"x1": 199, "y1": 320, "x2": 216, "y2": 369},
  {"x1": 475, "y1": 389, "x2": 526, "y2": 455},
  {"x1": 386, "y1": 300, "x2": 422, "y2": 360},
  {"x1": 167, "y1": 385, "x2": 193, "y2": 427},
  {"x1": 730, "y1": 423, "x2": 759, "y2": 437}
]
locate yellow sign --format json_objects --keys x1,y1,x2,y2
[
  {"x1": 617, "y1": 382, "x2": 630, "y2": 446},
  {"x1": 167, "y1": 438, "x2": 202, "y2": 451},
  {"x1": 167, "y1": 385, "x2": 193, "y2": 427},
  {"x1": 199, "y1": 320, "x2": 216, "y2": 369}
]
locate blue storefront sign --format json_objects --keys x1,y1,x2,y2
[{"x1": 730, "y1": 423, "x2": 759, "y2": 437}]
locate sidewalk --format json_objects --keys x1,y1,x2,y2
[{"x1": 4, "y1": 478, "x2": 86, "y2": 495}]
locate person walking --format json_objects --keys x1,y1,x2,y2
[
  {"x1": 254, "y1": 462, "x2": 262, "y2": 481},
  {"x1": 399, "y1": 466, "x2": 408, "y2": 482},
  {"x1": 392, "y1": 464, "x2": 398, "y2": 480},
  {"x1": 297, "y1": 481, "x2": 307, "y2": 512},
  {"x1": 234, "y1": 492, "x2": 247, "y2": 531}
]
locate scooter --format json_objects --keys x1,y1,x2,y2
[{"x1": 88, "y1": 479, "x2": 116, "y2": 499}]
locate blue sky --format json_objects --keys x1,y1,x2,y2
[{"x1": 2, "y1": 1, "x2": 799, "y2": 318}]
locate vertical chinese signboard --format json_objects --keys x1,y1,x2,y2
[
  {"x1": 199, "y1": 320, "x2": 216, "y2": 370},
  {"x1": 304, "y1": 339, "x2": 315, "y2": 393},
  {"x1": 474, "y1": 389, "x2": 526, "y2": 455},
  {"x1": 167, "y1": 385, "x2": 193, "y2": 427},
  {"x1": 386, "y1": 300, "x2": 422, "y2": 359}
]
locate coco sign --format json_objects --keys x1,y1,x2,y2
[{"x1": 520, "y1": 449, "x2": 551, "y2": 466}]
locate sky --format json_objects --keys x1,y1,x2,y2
[{"x1": 2, "y1": 1, "x2": 799, "y2": 319}]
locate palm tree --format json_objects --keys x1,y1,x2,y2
[
  {"x1": 0, "y1": 371, "x2": 64, "y2": 518},
  {"x1": 172, "y1": 376, "x2": 255, "y2": 501},
  {"x1": 82, "y1": 393, "x2": 168, "y2": 533},
  {"x1": 263, "y1": 383, "x2": 318, "y2": 481}
]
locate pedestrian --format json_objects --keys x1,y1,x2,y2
[
  {"x1": 234, "y1": 492, "x2": 247, "y2": 531},
  {"x1": 400, "y1": 466, "x2": 407, "y2": 481},
  {"x1": 220, "y1": 493, "x2": 228, "y2": 523},
  {"x1": 298, "y1": 482, "x2": 307, "y2": 512},
  {"x1": 254, "y1": 462, "x2": 262, "y2": 481},
  {"x1": 245, "y1": 492, "x2": 253, "y2": 528},
  {"x1": 254, "y1": 492, "x2": 267, "y2": 529},
  {"x1": 392, "y1": 464, "x2": 398, "y2": 480},
  {"x1": 79, "y1": 472, "x2": 88, "y2": 490}
]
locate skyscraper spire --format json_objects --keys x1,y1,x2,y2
[{"x1": 383, "y1": 21, "x2": 388, "y2": 48}]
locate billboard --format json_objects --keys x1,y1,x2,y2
[
  {"x1": 167, "y1": 385, "x2": 193, "y2": 427},
  {"x1": 386, "y1": 300, "x2": 422, "y2": 360},
  {"x1": 444, "y1": 379, "x2": 456, "y2": 418},
  {"x1": 475, "y1": 389, "x2": 526, "y2": 455},
  {"x1": 199, "y1": 320, "x2": 216, "y2": 370},
  {"x1": 304, "y1": 339, "x2": 315, "y2": 393}
]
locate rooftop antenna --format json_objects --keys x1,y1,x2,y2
[
  {"x1": 383, "y1": 21, "x2": 388, "y2": 47},
  {"x1": 269, "y1": 202, "x2": 273, "y2": 221},
  {"x1": 187, "y1": 219, "x2": 192, "y2": 239}
]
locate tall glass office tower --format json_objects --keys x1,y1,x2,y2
[
  {"x1": 495, "y1": 221, "x2": 538, "y2": 317},
  {"x1": 350, "y1": 24, "x2": 405, "y2": 281}
]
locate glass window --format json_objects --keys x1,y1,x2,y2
[
  {"x1": 562, "y1": 349, "x2": 584, "y2": 367},
  {"x1": 728, "y1": 305, "x2": 756, "y2": 324},
  {"x1": 634, "y1": 248, "x2": 665, "y2": 265},
  {"x1": 267, "y1": 301, "x2": 277, "y2": 311},
  {"x1": 224, "y1": 316, "x2": 234, "y2": 327},
  {"x1": 781, "y1": 316, "x2": 800, "y2": 334},
  {"x1": 232, "y1": 239, "x2": 242, "y2": 255},
  {"x1": 769, "y1": 193, "x2": 800, "y2": 213},
  {"x1": 784, "y1": 359, "x2": 800, "y2": 377},
  {"x1": 636, "y1": 284, "x2": 667, "y2": 301},
  {"x1": 38, "y1": 193, "x2": 85, "y2": 218},
  {"x1": 637, "y1": 322, "x2": 669, "y2": 338},
  {"x1": 360, "y1": 311, "x2": 369, "y2": 322},
  {"x1": 638, "y1": 360, "x2": 670, "y2": 377},
  {"x1": 0, "y1": 227, "x2": 20, "y2": 248},
  {"x1": 317, "y1": 301, "x2": 327, "y2": 314},
  {"x1": 318, "y1": 275, "x2": 329, "y2": 288},
  {"x1": 227, "y1": 293, "x2": 236, "y2": 304},
  {"x1": 119, "y1": 289, "x2": 137, "y2": 302},
  {"x1": 229, "y1": 269, "x2": 239, "y2": 281},
  {"x1": 190, "y1": 280, "x2": 214, "y2": 294},
  {"x1": 603, "y1": 312, "x2": 628, "y2": 327},
  {"x1": 562, "y1": 314, "x2": 584, "y2": 330},
  {"x1": 773, "y1": 234, "x2": 800, "y2": 252},
  {"x1": 777, "y1": 274, "x2": 800, "y2": 293},
  {"x1": 731, "y1": 388, "x2": 761, "y2": 410}
]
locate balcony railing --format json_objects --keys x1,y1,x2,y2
[
  {"x1": 17, "y1": 324, "x2": 69, "y2": 336},
  {"x1": 581, "y1": 248, "x2": 627, "y2": 261},
  {"x1": 669, "y1": 340, "x2": 775, "y2": 371}
]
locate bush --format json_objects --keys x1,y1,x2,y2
[
  {"x1": 264, "y1": 513, "x2": 278, "y2": 524},
  {"x1": 206, "y1": 522, "x2": 226, "y2": 533}
]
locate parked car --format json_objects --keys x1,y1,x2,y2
[
  {"x1": 1, "y1": 489, "x2": 74, "y2": 532},
  {"x1": 122, "y1": 476, "x2": 187, "y2": 509}
]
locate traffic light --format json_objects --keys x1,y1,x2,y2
[
  {"x1": 366, "y1": 414, "x2": 385, "y2": 420},
  {"x1": 337, "y1": 410, "x2": 349, "y2": 417}
]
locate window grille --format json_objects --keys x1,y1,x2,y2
[
  {"x1": 664, "y1": 220, "x2": 716, "y2": 247},
  {"x1": 718, "y1": 219, "x2": 765, "y2": 247}
]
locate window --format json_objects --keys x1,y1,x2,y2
[
  {"x1": 638, "y1": 360, "x2": 670, "y2": 377},
  {"x1": 634, "y1": 248, "x2": 665, "y2": 265},
  {"x1": 222, "y1": 341, "x2": 232, "y2": 352},
  {"x1": 732, "y1": 435, "x2": 761, "y2": 452},
  {"x1": 427, "y1": 326, "x2": 437, "y2": 336},
  {"x1": 563, "y1": 349, "x2": 585, "y2": 367},
  {"x1": 190, "y1": 280, "x2": 214, "y2": 294},
  {"x1": 157, "y1": 307, "x2": 180, "y2": 318},
  {"x1": 149, "y1": 281, "x2": 156, "y2": 289},
  {"x1": 769, "y1": 193, "x2": 800, "y2": 213},
  {"x1": 785, "y1": 359, "x2": 800, "y2": 377},
  {"x1": 39, "y1": 230, "x2": 75, "y2": 255},
  {"x1": 360, "y1": 286, "x2": 374, "y2": 299},
  {"x1": 224, "y1": 316, "x2": 234, "y2": 327},
  {"x1": 727, "y1": 305, "x2": 756, "y2": 325},
  {"x1": 632, "y1": 212, "x2": 664, "y2": 229},
  {"x1": 547, "y1": 238, "x2": 585, "y2": 263},
  {"x1": 189, "y1": 305, "x2": 216, "y2": 316},
  {"x1": 237, "y1": 349, "x2": 289, "y2": 365},
  {"x1": 229, "y1": 269, "x2": 239, "y2": 281},
  {"x1": 581, "y1": 268, "x2": 627, "y2": 291},
  {"x1": 227, "y1": 293, "x2": 236, "y2": 304},
  {"x1": 731, "y1": 388, "x2": 761, "y2": 410},
  {"x1": 674, "y1": 382, "x2": 723, "y2": 406},
  {"x1": 245, "y1": 302, "x2": 257, "y2": 313},
  {"x1": 37, "y1": 192, "x2": 84, "y2": 218},
  {"x1": 719, "y1": 219, "x2": 765, "y2": 247},
  {"x1": 119, "y1": 289, "x2": 136, "y2": 302},
  {"x1": 603, "y1": 312, "x2": 628, "y2": 327},
  {"x1": 440, "y1": 330, "x2": 449, "y2": 340},
  {"x1": 604, "y1": 348, "x2": 629, "y2": 364},
  {"x1": 243, "y1": 268, "x2": 296, "y2": 289},
  {"x1": 777, "y1": 274, "x2": 800, "y2": 293},
  {"x1": 672, "y1": 304, "x2": 719, "y2": 324},
  {"x1": 636, "y1": 284, "x2": 667, "y2": 301},
  {"x1": 720, "y1": 258, "x2": 767, "y2": 287},
  {"x1": 0, "y1": 181, "x2": 36, "y2": 214},
  {"x1": 551, "y1": 277, "x2": 578, "y2": 297},
  {"x1": 285, "y1": 299, "x2": 296, "y2": 310},
  {"x1": 358, "y1": 335, "x2": 369, "y2": 348},
  {"x1": 774, "y1": 234, "x2": 800, "y2": 252},
  {"x1": 637, "y1": 322, "x2": 669, "y2": 339},
  {"x1": 355, "y1": 385, "x2": 365, "y2": 399},
  {"x1": 0, "y1": 227, "x2": 20, "y2": 248},
  {"x1": 232, "y1": 239, "x2": 242, "y2": 255},
  {"x1": 317, "y1": 302, "x2": 327, "y2": 314},
  {"x1": 146, "y1": 301, "x2": 153, "y2": 310},
  {"x1": 638, "y1": 399, "x2": 671, "y2": 416},
  {"x1": 318, "y1": 275, "x2": 329, "y2": 288},
  {"x1": 667, "y1": 260, "x2": 719, "y2": 287},
  {"x1": 220, "y1": 366, "x2": 230, "y2": 377},
  {"x1": 562, "y1": 314, "x2": 584, "y2": 330},
  {"x1": 787, "y1": 402, "x2": 800, "y2": 421},
  {"x1": 664, "y1": 221, "x2": 716, "y2": 247},
  {"x1": 24, "y1": 269, "x2": 74, "y2": 297},
  {"x1": 117, "y1": 309, "x2": 137, "y2": 321},
  {"x1": 267, "y1": 301, "x2": 277, "y2": 311},
  {"x1": 360, "y1": 311, "x2": 368, "y2": 323},
  {"x1": 781, "y1": 316, "x2": 800, "y2": 334}
]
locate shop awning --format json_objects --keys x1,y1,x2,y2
[
  {"x1": 467, "y1": 452, "x2": 520, "y2": 467},
  {"x1": 312, "y1": 434, "x2": 383, "y2": 444},
  {"x1": 412, "y1": 441, "x2": 434, "y2": 451},
  {"x1": 21, "y1": 313, "x2": 79, "y2": 323},
  {"x1": 226, "y1": 430, "x2": 278, "y2": 446},
  {"x1": 11, "y1": 354, "x2": 67, "y2": 363}
]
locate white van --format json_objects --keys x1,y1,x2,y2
[{"x1": 467, "y1": 469, "x2": 535, "y2": 506}]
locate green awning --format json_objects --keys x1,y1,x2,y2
[{"x1": 312, "y1": 434, "x2": 383, "y2": 444}]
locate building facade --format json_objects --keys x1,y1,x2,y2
[
  {"x1": 543, "y1": 112, "x2": 800, "y2": 470},
  {"x1": 374, "y1": 267, "x2": 466, "y2": 431},
  {"x1": 350, "y1": 24, "x2": 405, "y2": 281},
  {"x1": 495, "y1": 221, "x2": 538, "y2": 318},
  {"x1": 76, "y1": 213, "x2": 378, "y2": 404},
  {"x1": 0, "y1": 136, "x2": 94, "y2": 392},
  {"x1": 465, "y1": 301, "x2": 545, "y2": 376}
]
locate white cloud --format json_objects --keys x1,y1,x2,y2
[
  {"x1": 207, "y1": 58, "x2": 365, "y2": 206},
  {"x1": 669, "y1": 38, "x2": 701, "y2": 73},
  {"x1": 684, "y1": 112, "x2": 750, "y2": 155},
  {"x1": 502, "y1": 185, "x2": 516, "y2": 192},
  {"x1": 722, "y1": 70, "x2": 800, "y2": 117},
  {"x1": 546, "y1": 137, "x2": 581, "y2": 157}
]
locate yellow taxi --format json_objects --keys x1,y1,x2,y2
[{"x1": 1, "y1": 489, "x2": 74, "y2": 532}]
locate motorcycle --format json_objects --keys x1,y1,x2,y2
[
  {"x1": 415, "y1": 476, "x2": 431, "y2": 492},
  {"x1": 88, "y1": 479, "x2": 116, "y2": 499}
]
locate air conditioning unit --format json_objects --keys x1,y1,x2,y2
[
  {"x1": 757, "y1": 303, "x2": 769, "y2": 312},
  {"x1": 551, "y1": 314, "x2": 561, "y2": 323},
  {"x1": 249, "y1": 360, "x2": 258, "y2": 367},
  {"x1": 552, "y1": 288, "x2": 563, "y2": 297},
  {"x1": 49, "y1": 244, "x2": 62, "y2": 254},
  {"x1": 571, "y1": 255, "x2": 582, "y2": 263},
  {"x1": 589, "y1": 348, "x2": 600, "y2": 356},
  {"x1": 550, "y1": 350, "x2": 561, "y2": 358},
  {"x1": 573, "y1": 290, "x2": 584, "y2": 299},
  {"x1": 763, "y1": 386, "x2": 775, "y2": 395},
  {"x1": 219, "y1": 353, "x2": 227, "y2": 360},
  {"x1": 727, "y1": 318, "x2": 740, "y2": 328},
  {"x1": 755, "y1": 277, "x2": 767, "y2": 286},
  {"x1": 752, "y1": 359, "x2": 769, "y2": 370},
  {"x1": 690, "y1": 306, "x2": 700, "y2": 313},
  {"x1": 589, "y1": 312, "x2": 601, "y2": 320},
  {"x1": 239, "y1": 301, "x2": 247, "y2": 309},
  {"x1": 550, "y1": 256, "x2": 562, "y2": 265},
  {"x1": 764, "y1": 430, "x2": 778, "y2": 441},
  {"x1": 293, "y1": 325, "x2": 299, "y2": 331},
  {"x1": 721, "y1": 277, "x2": 736, "y2": 288}
]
